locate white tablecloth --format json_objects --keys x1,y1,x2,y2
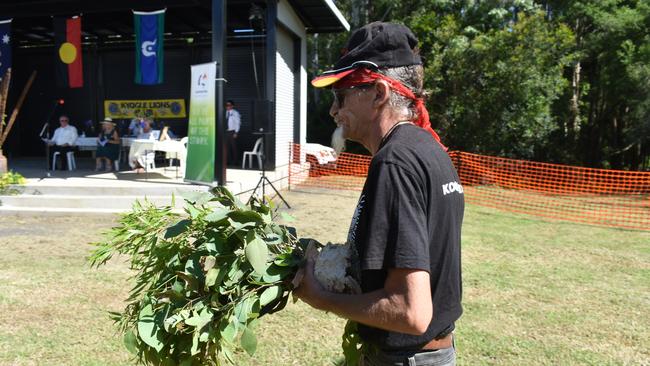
[
  {"x1": 303, "y1": 143, "x2": 337, "y2": 165},
  {"x1": 128, "y1": 139, "x2": 186, "y2": 169},
  {"x1": 75, "y1": 137, "x2": 135, "y2": 150}
]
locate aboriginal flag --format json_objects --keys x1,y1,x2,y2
[{"x1": 54, "y1": 16, "x2": 83, "y2": 88}]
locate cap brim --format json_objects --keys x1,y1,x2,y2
[
  {"x1": 311, "y1": 61, "x2": 379, "y2": 88},
  {"x1": 311, "y1": 68, "x2": 357, "y2": 88}
]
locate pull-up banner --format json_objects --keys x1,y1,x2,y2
[
  {"x1": 133, "y1": 9, "x2": 165, "y2": 85},
  {"x1": 185, "y1": 62, "x2": 216, "y2": 184}
]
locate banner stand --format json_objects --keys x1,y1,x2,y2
[{"x1": 185, "y1": 62, "x2": 217, "y2": 185}]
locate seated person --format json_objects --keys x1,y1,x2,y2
[
  {"x1": 130, "y1": 119, "x2": 156, "y2": 172},
  {"x1": 136, "y1": 118, "x2": 156, "y2": 139},
  {"x1": 47, "y1": 114, "x2": 78, "y2": 170},
  {"x1": 81, "y1": 119, "x2": 96, "y2": 137},
  {"x1": 95, "y1": 118, "x2": 120, "y2": 172},
  {"x1": 128, "y1": 114, "x2": 145, "y2": 136}
]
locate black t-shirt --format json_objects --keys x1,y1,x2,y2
[{"x1": 347, "y1": 123, "x2": 464, "y2": 351}]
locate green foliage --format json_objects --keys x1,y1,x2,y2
[
  {"x1": 0, "y1": 170, "x2": 26, "y2": 195},
  {"x1": 413, "y1": 11, "x2": 576, "y2": 159},
  {"x1": 307, "y1": 0, "x2": 650, "y2": 169},
  {"x1": 89, "y1": 187, "x2": 304, "y2": 365}
]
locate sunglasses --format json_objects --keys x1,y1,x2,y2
[{"x1": 331, "y1": 84, "x2": 373, "y2": 108}]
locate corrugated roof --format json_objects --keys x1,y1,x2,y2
[{"x1": 0, "y1": 0, "x2": 348, "y2": 47}]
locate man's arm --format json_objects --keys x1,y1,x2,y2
[{"x1": 294, "y1": 257, "x2": 432, "y2": 335}]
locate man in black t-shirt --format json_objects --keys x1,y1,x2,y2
[{"x1": 295, "y1": 22, "x2": 464, "y2": 366}]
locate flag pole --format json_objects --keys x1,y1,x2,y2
[{"x1": 212, "y1": 0, "x2": 227, "y2": 186}]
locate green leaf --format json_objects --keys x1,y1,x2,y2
[
  {"x1": 187, "y1": 204, "x2": 201, "y2": 219},
  {"x1": 244, "y1": 233, "x2": 268, "y2": 274},
  {"x1": 204, "y1": 268, "x2": 219, "y2": 288},
  {"x1": 202, "y1": 255, "x2": 217, "y2": 272},
  {"x1": 259, "y1": 286, "x2": 282, "y2": 307},
  {"x1": 205, "y1": 208, "x2": 229, "y2": 223},
  {"x1": 229, "y1": 210, "x2": 264, "y2": 225},
  {"x1": 219, "y1": 318, "x2": 238, "y2": 343},
  {"x1": 280, "y1": 212, "x2": 295, "y2": 222},
  {"x1": 204, "y1": 236, "x2": 226, "y2": 255},
  {"x1": 165, "y1": 219, "x2": 191, "y2": 238},
  {"x1": 234, "y1": 299, "x2": 250, "y2": 324},
  {"x1": 123, "y1": 330, "x2": 138, "y2": 355},
  {"x1": 180, "y1": 190, "x2": 212, "y2": 205},
  {"x1": 175, "y1": 271, "x2": 198, "y2": 291},
  {"x1": 262, "y1": 265, "x2": 292, "y2": 283},
  {"x1": 240, "y1": 326, "x2": 258, "y2": 356},
  {"x1": 137, "y1": 302, "x2": 166, "y2": 352}
]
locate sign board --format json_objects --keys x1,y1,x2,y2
[
  {"x1": 184, "y1": 63, "x2": 216, "y2": 184},
  {"x1": 104, "y1": 99, "x2": 187, "y2": 119}
]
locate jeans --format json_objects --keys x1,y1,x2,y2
[{"x1": 362, "y1": 346, "x2": 456, "y2": 366}]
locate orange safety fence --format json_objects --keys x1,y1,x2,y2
[{"x1": 288, "y1": 144, "x2": 650, "y2": 231}]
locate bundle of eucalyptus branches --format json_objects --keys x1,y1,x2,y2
[{"x1": 89, "y1": 187, "x2": 305, "y2": 365}]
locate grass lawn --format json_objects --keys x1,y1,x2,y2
[{"x1": 0, "y1": 188, "x2": 648, "y2": 365}]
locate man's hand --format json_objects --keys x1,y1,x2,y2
[
  {"x1": 293, "y1": 255, "x2": 329, "y2": 310},
  {"x1": 233, "y1": 133, "x2": 238, "y2": 139}
]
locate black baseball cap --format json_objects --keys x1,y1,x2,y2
[{"x1": 311, "y1": 22, "x2": 422, "y2": 88}]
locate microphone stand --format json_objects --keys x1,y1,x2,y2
[
  {"x1": 248, "y1": 130, "x2": 290, "y2": 208},
  {"x1": 41, "y1": 100, "x2": 61, "y2": 173}
]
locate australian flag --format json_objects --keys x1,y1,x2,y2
[{"x1": 0, "y1": 19, "x2": 11, "y2": 80}]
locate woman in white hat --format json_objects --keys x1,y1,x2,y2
[{"x1": 95, "y1": 118, "x2": 120, "y2": 172}]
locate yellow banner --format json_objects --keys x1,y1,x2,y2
[{"x1": 104, "y1": 99, "x2": 187, "y2": 119}]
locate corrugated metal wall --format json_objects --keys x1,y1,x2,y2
[{"x1": 275, "y1": 26, "x2": 297, "y2": 169}]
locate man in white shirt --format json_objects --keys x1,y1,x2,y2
[
  {"x1": 225, "y1": 100, "x2": 241, "y2": 166},
  {"x1": 48, "y1": 115, "x2": 78, "y2": 170}
]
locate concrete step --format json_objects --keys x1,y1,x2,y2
[
  {"x1": 13, "y1": 183, "x2": 208, "y2": 197},
  {"x1": 0, "y1": 194, "x2": 178, "y2": 210}
]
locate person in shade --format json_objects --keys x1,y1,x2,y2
[
  {"x1": 48, "y1": 114, "x2": 78, "y2": 170},
  {"x1": 95, "y1": 118, "x2": 120, "y2": 172},
  {"x1": 225, "y1": 100, "x2": 241, "y2": 166},
  {"x1": 294, "y1": 22, "x2": 464, "y2": 366}
]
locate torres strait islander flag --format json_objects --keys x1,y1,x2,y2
[
  {"x1": 54, "y1": 16, "x2": 83, "y2": 88},
  {"x1": 134, "y1": 9, "x2": 165, "y2": 85}
]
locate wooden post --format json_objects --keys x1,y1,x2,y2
[
  {"x1": 0, "y1": 70, "x2": 37, "y2": 146},
  {"x1": 0, "y1": 69, "x2": 37, "y2": 174}
]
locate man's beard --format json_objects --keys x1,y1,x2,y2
[{"x1": 331, "y1": 126, "x2": 346, "y2": 156}]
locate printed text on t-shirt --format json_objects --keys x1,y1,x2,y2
[{"x1": 442, "y1": 181, "x2": 464, "y2": 195}]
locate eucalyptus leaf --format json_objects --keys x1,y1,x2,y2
[
  {"x1": 205, "y1": 208, "x2": 229, "y2": 223},
  {"x1": 240, "y1": 326, "x2": 258, "y2": 356},
  {"x1": 280, "y1": 212, "x2": 296, "y2": 222},
  {"x1": 187, "y1": 204, "x2": 202, "y2": 219},
  {"x1": 244, "y1": 234, "x2": 268, "y2": 275},
  {"x1": 229, "y1": 210, "x2": 264, "y2": 225},
  {"x1": 219, "y1": 318, "x2": 238, "y2": 343},
  {"x1": 259, "y1": 286, "x2": 282, "y2": 307},
  {"x1": 262, "y1": 265, "x2": 292, "y2": 283},
  {"x1": 180, "y1": 190, "x2": 212, "y2": 205},
  {"x1": 123, "y1": 329, "x2": 138, "y2": 355},
  {"x1": 202, "y1": 256, "x2": 217, "y2": 272},
  {"x1": 137, "y1": 302, "x2": 166, "y2": 352},
  {"x1": 165, "y1": 219, "x2": 191, "y2": 239}
]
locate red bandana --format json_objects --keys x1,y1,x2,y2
[{"x1": 333, "y1": 68, "x2": 447, "y2": 151}]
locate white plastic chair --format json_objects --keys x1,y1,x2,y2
[
  {"x1": 242, "y1": 137, "x2": 263, "y2": 169},
  {"x1": 52, "y1": 151, "x2": 76, "y2": 171}
]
